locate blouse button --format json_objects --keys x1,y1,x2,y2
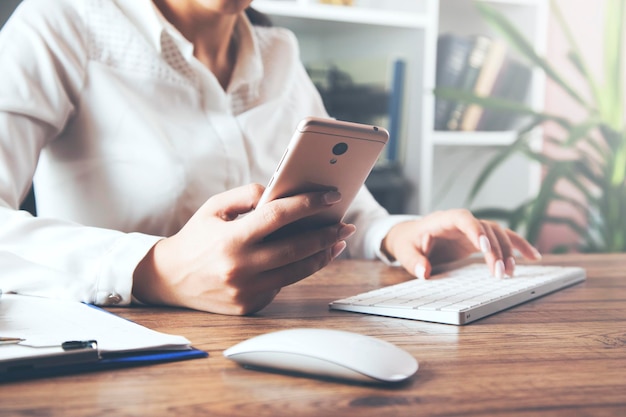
[{"x1": 106, "y1": 293, "x2": 122, "y2": 305}]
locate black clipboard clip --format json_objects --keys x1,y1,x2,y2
[
  {"x1": 1, "y1": 339, "x2": 100, "y2": 381},
  {"x1": 62, "y1": 340, "x2": 98, "y2": 351}
]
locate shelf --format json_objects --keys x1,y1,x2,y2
[
  {"x1": 432, "y1": 131, "x2": 519, "y2": 146},
  {"x1": 252, "y1": 0, "x2": 546, "y2": 215},
  {"x1": 254, "y1": 1, "x2": 431, "y2": 29},
  {"x1": 475, "y1": 0, "x2": 546, "y2": 6}
]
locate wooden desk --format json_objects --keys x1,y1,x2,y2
[{"x1": 2, "y1": 254, "x2": 625, "y2": 416}]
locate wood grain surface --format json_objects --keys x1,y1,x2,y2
[{"x1": 1, "y1": 254, "x2": 625, "y2": 417}]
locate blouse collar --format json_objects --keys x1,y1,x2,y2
[{"x1": 115, "y1": 0, "x2": 264, "y2": 94}]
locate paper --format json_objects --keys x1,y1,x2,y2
[{"x1": 0, "y1": 294, "x2": 191, "y2": 362}]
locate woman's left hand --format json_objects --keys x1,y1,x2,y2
[{"x1": 381, "y1": 209, "x2": 542, "y2": 279}]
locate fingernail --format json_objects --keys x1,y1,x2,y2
[
  {"x1": 531, "y1": 247, "x2": 542, "y2": 260},
  {"x1": 479, "y1": 235, "x2": 491, "y2": 254},
  {"x1": 323, "y1": 191, "x2": 342, "y2": 205},
  {"x1": 331, "y1": 241, "x2": 347, "y2": 259},
  {"x1": 495, "y1": 260, "x2": 505, "y2": 279},
  {"x1": 414, "y1": 265, "x2": 426, "y2": 280},
  {"x1": 338, "y1": 224, "x2": 356, "y2": 240},
  {"x1": 506, "y1": 256, "x2": 516, "y2": 277}
]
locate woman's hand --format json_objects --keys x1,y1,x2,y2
[
  {"x1": 382, "y1": 209, "x2": 542, "y2": 280},
  {"x1": 132, "y1": 184, "x2": 355, "y2": 315}
]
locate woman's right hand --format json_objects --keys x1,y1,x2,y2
[{"x1": 132, "y1": 183, "x2": 355, "y2": 315}]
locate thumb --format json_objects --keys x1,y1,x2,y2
[{"x1": 202, "y1": 184, "x2": 265, "y2": 221}]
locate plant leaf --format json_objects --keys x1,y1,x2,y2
[
  {"x1": 465, "y1": 1, "x2": 626, "y2": 253},
  {"x1": 433, "y1": 87, "x2": 573, "y2": 128},
  {"x1": 466, "y1": 115, "x2": 548, "y2": 206},
  {"x1": 433, "y1": 87, "x2": 533, "y2": 113},
  {"x1": 566, "y1": 52, "x2": 601, "y2": 113},
  {"x1": 465, "y1": 130, "x2": 534, "y2": 205},
  {"x1": 475, "y1": 1, "x2": 590, "y2": 109},
  {"x1": 471, "y1": 202, "x2": 531, "y2": 232},
  {"x1": 552, "y1": 192, "x2": 593, "y2": 220},
  {"x1": 542, "y1": 215, "x2": 587, "y2": 238},
  {"x1": 551, "y1": 0, "x2": 602, "y2": 112},
  {"x1": 564, "y1": 118, "x2": 602, "y2": 147},
  {"x1": 524, "y1": 160, "x2": 574, "y2": 244},
  {"x1": 600, "y1": 0, "x2": 626, "y2": 128},
  {"x1": 611, "y1": 144, "x2": 626, "y2": 185},
  {"x1": 471, "y1": 207, "x2": 515, "y2": 221}
]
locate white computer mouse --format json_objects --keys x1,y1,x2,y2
[{"x1": 223, "y1": 328, "x2": 418, "y2": 384}]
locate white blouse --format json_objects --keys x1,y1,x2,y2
[{"x1": 0, "y1": 0, "x2": 406, "y2": 306}]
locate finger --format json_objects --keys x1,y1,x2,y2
[
  {"x1": 248, "y1": 243, "x2": 344, "y2": 292},
  {"x1": 481, "y1": 224, "x2": 504, "y2": 278},
  {"x1": 415, "y1": 233, "x2": 434, "y2": 279},
  {"x1": 202, "y1": 183, "x2": 265, "y2": 220},
  {"x1": 424, "y1": 210, "x2": 514, "y2": 278},
  {"x1": 241, "y1": 289, "x2": 281, "y2": 316},
  {"x1": 506, "y1": 229, "x2": 542, "y2": 260},
  {"x1": 403, "y1": 209, "x2": 489, "y2": 258},
  {"x1": 487, "y1": 223, "x2": 512, "y2": 258},
  {"x1": 486, "y1": 222, "x2": 515, "y2": 277},
  {"x1": 394, "y1": 233, "x2": 433, "y2": 280},
  {"x1": 204, "y1": 288, "x2": 281, "y2": 316},
  {"x1": 442, "y1": 209, "x2": 492, "y2": 255},
  {"x1": 410, "y1": 252, "x2": 433, "y2": 280},
  {"x1": 242, "y1": 190, "x2": 342, "y2": 241},
  {"x1": 244, "y1": 223, "x2": 355, "y2": 272}
]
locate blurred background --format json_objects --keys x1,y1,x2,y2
[{"x1": 2, "y1": 0, "x2": 623, "y2": 254}]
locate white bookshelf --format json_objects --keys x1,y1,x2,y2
[
  {"x1": 429, "y1": 0, "x2": 548, "y2": 215},
  {"x1": 255, "y1": 0, "x2": 548, "y2": 215}
]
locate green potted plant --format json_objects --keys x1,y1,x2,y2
[{"x1": 435, "y1": 0, "x2": 625, "y2": 253}]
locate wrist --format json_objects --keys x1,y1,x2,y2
[
  {"x1": 380, "y1": 235, "x2": 397, "y2": 263},
  {"x1": 132, "y1": 238, "x2": 169, "y2": 305}
]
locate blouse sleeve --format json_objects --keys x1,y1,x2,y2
[{"x1": 0, "y1": 0, "x2": 160, "y2": 305}]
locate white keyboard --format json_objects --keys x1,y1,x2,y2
[{"x1": 329, "y1": 264, "x2": 586, "y2": 325}]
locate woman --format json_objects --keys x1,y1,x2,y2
[{"x1": 0, "y1": 0, "x2": 540, "y2": 315}]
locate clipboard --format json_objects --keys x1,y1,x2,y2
[
  {"x1": 1, "y1": 339, "x2": 100, "y2": 376},
  {"x1": 0, "y1": 294, "x2": 207, "y2": 381}
]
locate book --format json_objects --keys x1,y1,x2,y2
[
  {"x1": 477, "y1": 58, "x2": 533, "y2": 131},
  {"x1": 434, "y1": 33, "x2": 474, "y2": 130},
  {"x1": 445, "y1": 35, "x2": 492, "y2": 131},
  {"x1": 459, "y1": 39, "x2": 508, "y2": 131}
]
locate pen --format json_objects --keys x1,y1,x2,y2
[{"x1": 0, "y1": 337, "x2": 25, "y2": 345}]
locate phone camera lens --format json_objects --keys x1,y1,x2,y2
[{"x1": 332, "y1": 142, "x2": 348, "y2": 156}]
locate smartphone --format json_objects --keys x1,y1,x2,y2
[{"x1": 258, "y1": 117, "x2": 389, "y2": 234}]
